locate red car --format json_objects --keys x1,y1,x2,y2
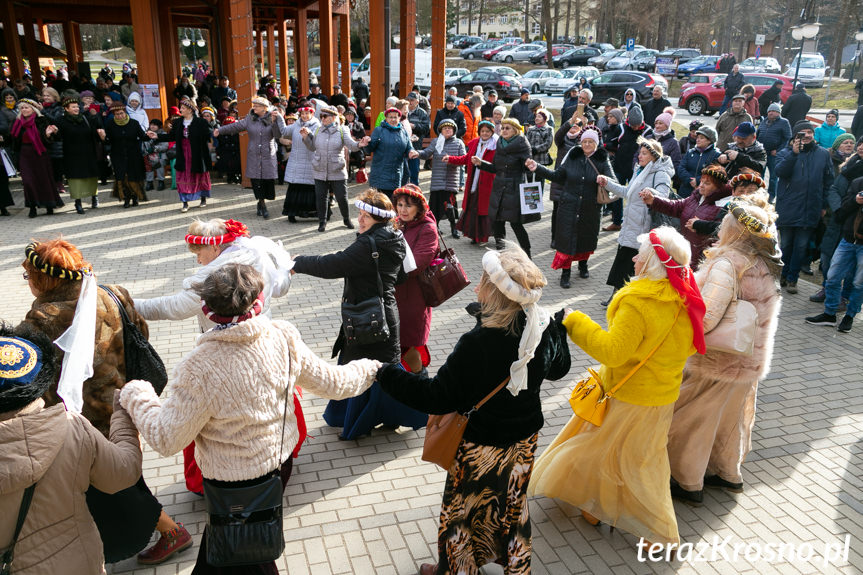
[{"x1": 678, "y1": 73, "x2": 794, "y2": 116}]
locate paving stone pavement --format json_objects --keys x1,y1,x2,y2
[{"x1": 1, "y1": 172, "x2": 861, "y2": 575}]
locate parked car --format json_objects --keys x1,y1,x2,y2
[
  {"x1": 445, "y1": 67, "x2": 470, "y2": 81},
  {"x1": 633, "y1": 49, "x2": 660, "y2": 71},
  {"x1": 529, "y1": 44, "x2": 575, "y2": 64},
  {"x1": 553, "y1": 47, "x2": 603, "y2": 68},
  {"x1": 677, "y1": 72, "x2": 794, "y2": 115},
  {"x1": 617, "y1": 44, "x2": 646, "y2": 51},
  {"x1": 652, "y1": 48, "x2": 702, "y2": 71},
  {"x1": 784, "y1": 53, "x2": 828, "y2": 87},
  {"x1": 544, "y1": 66, "x2": 601, "y2": 95},
  {"x1": 494, "y1": 43, "x2": 546, "y2": 63},
  {"x1": 477, "y1": 65, "x2": 521, "y2": 78},
  {"x1": 676, "y1": 55, "x2": 720, "y2": 78},
  {"x1": 445, "y1": 70, "x2": 522, "y2": 102},
  {"x1": 588, "y1": 49, "x2": 624, "y2": 70},
  {"x1": 587, "y1": 71, "x2": 668, "y2": 106},
  {"x1": 738, "y1": 57, "x2": 782, "y2": 74},
  {"x1": 454, "y1": 36, "x2": 483, "y2": 49},
  {"x1": 460, "y1": 42, "x2": 498, "y2": 60},
  {"x1": 521, "y1": 68, "x2": 564, "y2": 93},
  {"x1": 606, "y1": 49, "x2": 656, "y2": 71},
  {"x1": 589, "y1": 42, "x2": 616, "y2": 52}
]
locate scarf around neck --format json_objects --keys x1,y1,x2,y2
[
  {"x1": 11, "y1": 113, "x2": 46, "y2": 155},
  {"x1": 114, "y1": 115, "x2": 130, "y2": 126},
  {"x1": 64, "y1": 110, "x2": 85, "y2": 124}
]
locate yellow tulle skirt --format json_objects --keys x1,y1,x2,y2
[{"x1": 528, "y1": 398, "x2": 680, "y2": 544}]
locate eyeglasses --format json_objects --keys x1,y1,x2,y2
[{"x1": 22, "y1": 271, "x2": 29, "y2": 280}]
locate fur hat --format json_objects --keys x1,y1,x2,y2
[{"x1": 637, "y1": 136, "x2": 663, "y2": 159}]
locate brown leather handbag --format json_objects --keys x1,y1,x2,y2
[{"x1": 422, "y1": 377, "x2": 510, "y2": 471}]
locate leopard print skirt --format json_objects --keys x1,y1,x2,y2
[{"x1": 436, "y1": 433, "x2": 537, "y2": 575}]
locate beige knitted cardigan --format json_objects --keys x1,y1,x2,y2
[{"x1": 120, "y1": 316, "x2": 380, "y2": 481}]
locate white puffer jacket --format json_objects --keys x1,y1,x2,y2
[
  {"x1": 603, "y1": 156, "x2": 675, "y2": 249},
  {"x1": 134, "y1": 235, "x2": 293, "y2": 332}
]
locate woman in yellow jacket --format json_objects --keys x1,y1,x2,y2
[{"x1": 529, "y1": 226, "x2": 707, "y2": 546}]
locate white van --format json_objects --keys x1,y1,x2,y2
[{"x1": 352, "y1": 49, "x2": 433, "y2": 93}]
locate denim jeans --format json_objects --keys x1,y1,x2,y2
[
  {"x1": 779, "y1": 226, "x2": 814, "y2": 283},
  {"x1": 718, "y1": 94, "x2": 733, "y2": 115},
  {"x1": 408, "y1": 157, "x2": 420, "y2": 185},
  {"x1": 824, "y1": 239, "x2": 863, "y2": 317},
  {"x1": 765, "y1": 153, "x2": 778, "y2": 202}
]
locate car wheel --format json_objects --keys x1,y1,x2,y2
[
  {"x1": 562, "y1": 60, "x2": 570, "y2": 68},
  {"x1": 531, "y1": 83, "x2": 539, "y2": 94},
  {"x1": 505, "y1": 56, "x2": 514, "y2": 63},
  {"x1": 465, "y1": 53, "x2": 474, "y2": 60},
  {"x1": 686, "y1": 96, "x2": 706, "y2": 116}
]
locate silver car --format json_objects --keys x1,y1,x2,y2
[
  {"x1": 521, "y1": 69, "x2": 564, "y2": 93},
  {"x1": 739, "y1": 57, "x2": 782, "y2": 74},
  {"x1": 493, "y1": 44, "x2": 545, "y2": 63},
  {"x1": 588, "y1": 49, "x2": 624, "y2": 70}
]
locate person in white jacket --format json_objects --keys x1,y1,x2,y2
[
  {"x1": 121, "y1": 263, "x2": 382, "y2": 572},
  {"x1": 125, "y1": 92, "x2": 150, "y2": 131}
]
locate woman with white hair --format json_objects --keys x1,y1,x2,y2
[
  {"x1": 668, "y1": 197, "x2": 782, "y2": 504},
  {"x1": 376, "y1": 244, "x2": 571, "y2": 575},
  {"x1": 10, "y1": 98, "x2": 61, "y2": 217},
  {"x1": 492, "y1": 105, "x2": 507, "y2": 135},
  {"x1": 529, "y1": 226, "x2": 706, "y2": 548}
]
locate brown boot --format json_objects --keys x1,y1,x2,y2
[{"x1": 136, "y1": 523, "x2": 192, "y2": 565}]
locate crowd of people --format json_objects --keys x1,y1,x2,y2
[{"x1": 1, "y1": 55, "x2": 862, "y2": 575}]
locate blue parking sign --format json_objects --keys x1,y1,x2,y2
[{"x1": 626, "y1": 38, "x2": 635, "y2": 51}]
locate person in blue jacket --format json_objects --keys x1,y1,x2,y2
[
  {"x1": 756, "y1": 103, "x2": 792, "y2": 201},
  {"x1": 676, "y1": 125, "x2": 721, "y2": 198},
  {"x1": 775, "y1": 120, "x2": 835, "y2": 294},
  {"x1": 814, "y1": 109, "x2": 846, "y2": 149},
  {"x1": 363, "y1": 107, "x2": 417, "y2": 199}
]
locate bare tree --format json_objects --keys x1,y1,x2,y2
[
  {"x1": 478, "y1": 0, "x2": 487, "y2": 35},
  {"x1": 565, "y1": 0, "x2": 572, "y2": 40}
]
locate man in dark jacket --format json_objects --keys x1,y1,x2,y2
[
  {"x1": 718, "y1": 121, "x2": 767, "y2": 178},
  {"x1": 509, "y1": 89, "x2": 534, "y2": 126},
  {"x1": 308, "y1": 84, "x2": 329, "y2": 103},
  {"x1": 775, "y1": 120, "x2": 834, "y2": 293},
  {"x1": 480, "y1": 90, "x2": 499, "y2": 119},
  {"x1": 406, "y1": 93, "x2": 430, "y2": 184},
  {"x1": 352, "y1": 77, "x2": 369, "y2": 104},
  {"x1": 757, "y1": 80, "x2": 784, "y2": 119},
  {"x1": 329, "y1": 85, "x2": 350, "y2": 110},
  {"x1": 560, "y1": 86, "x2": 580, "y2": 123},
  {"x1": 432, "y1": 95, "x2": 466, "y2": 138},
  {"x1": 719, "y1": 64, "x2": 745, "y2": 114},
  {"x1": 641, "y1": 85, "x2": 672, "y2": 127},
  {"x1": 852, "y1": 105, "x2": 863, "y2": 140},
  {"x1": 805, "y1": 175, "x2": 863, "y2": 333},
  {"x1": 604, "y1": 105, "x2": 651, "y2": 230},
  {"x1": 781, "y1": 83, "x2": 812, "y2": 128},
  {"x1": 757, "y1": 102, "x2": 792, "y2": 200}
]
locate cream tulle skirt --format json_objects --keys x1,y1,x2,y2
[{"x1": 528, "y1": 398, "x2": 679, "y2": 544}]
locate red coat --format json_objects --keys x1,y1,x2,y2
[
  {"x1": 448, "y1": 137, "x2": 497, "y2": 215},
  {"x1": 395, "y1": 212, "x2": 439, "y2": 347}
]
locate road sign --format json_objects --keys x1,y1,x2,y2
[
  {"x1": 711, "y1": 40, "x2": 717, "y2": 47},
  {"x1": 755, "y1": 34, "x2": 766, "y2": 46},
  {"x1": 626, "y1": 38, "x2": 635, "y2": 51},
  {"x1": 755, "y1": 45, "x2": 762, "y2": 59}
]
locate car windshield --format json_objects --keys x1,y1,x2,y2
[
  {"x1": 794, "y1": 56, "x2": 823, "y2": 68},
  {"x1": 561, "y1": 70, "x2": 577, "y2": 78},
  {"x1": 524, "y1": 70, "x2": 542, "y2": 78}
]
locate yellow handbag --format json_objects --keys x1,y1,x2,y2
[{"x1": 569, "y1": 307, "x2": 681, "y2": 426}]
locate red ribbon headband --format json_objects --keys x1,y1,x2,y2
[{"x1": 185, "y1": 219, "x2": 250, "y2": 246}]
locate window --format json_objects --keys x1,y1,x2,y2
[
  {"x1": 532, "y1": 22, "x2": 540, "y2": 35},
  {"x1": 500, "y1": 15, "x2": 508, "y2": 24},
  {"x1": 460, "y1": 73, "x2": 475, "y2": 82}
]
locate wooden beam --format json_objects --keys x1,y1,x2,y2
[
  {"x1": 226, "y1": 0, "x2": 256, "y2": 188},
  {"x1": 368, "y1": 0, "x2": 386, "y2": 121},
  {"x1": 129, "y1": 0, "x2": 167, "y2": 121},
  {"x1": 1, "y1": 1, "x2": 24, "y2": 81},
  {"x1": 294, "y1": 7, "x2": 309, "y2": 95},
  {"x1": 159, "y1": 4, "x2": 180, "y2": 106},
  {"x1": 278, "y1": 9, "x2": 290, "y2": 97},
  {"x1": 257, "y1": 26, "x2": 265, "y2": 78},
  {"x1": 26, "y1": 7, "x2": 130, "y2": 24},
  {"x1": 399, "y1": 0, "x2": 415, "y2": 98},
  {"x1": 62, "y1": 20, "x2": 79, "y2": 73},
  {"x1": 317, "y1": 0, "x2": 334, "y2": 96},
  {"x1": 72, "y1": 22, "x2": 83, "y2": 63},
  {"x1": 430, "y1": 0, "x2": 446, "y2": 135},
  {"x1": 339, "y1": 13, "x2": 350, "y2": 97},
  {"x1": 23, "y1": 10, "x2": 43, "y2": 90},
  {"x1": 37, "y1": 18, "x2": 50, "y2": 43}
]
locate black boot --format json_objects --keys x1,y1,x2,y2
[
  {"x1": 131, "y1": 197, "x2": 139, "y2": 207},
  {"x1": 46, "y1": 207, "x2": 54, "y2": 215},
  {"x1": 318, "y1": 221, "x2": 326, "y2": 232},
  {"x1": 447, "y1": 207, "x2": 461, "y2": 239},
  {"x1": 91, "y1": 196, "x2": 99, "y2": 208},
  {"x1": 28, "y1": 206, "x2": 37, "y2": 218},
  {"x1": 75, "y1": 199, "x2": 85, "y2": 214},
  {"x1": 259, "y1": 201, "x2": 269, "y2": 219},
  {"x1": 337, "y1": 196, "x2": 353, "y2": 228},
  {"x1": 578, "y1": 260, "x2": 589, "y2": 278},
  {"x1": 560, "y1": 269, "x2": 571, "y2": 289},
  {"x1": 0, "y1": 207, "x2": 9, "y2": 216},
  {"x1": 145, "y1": 181, "x2": 154, "y2": 191},
  {"x1": 123, "y1": 197, "x2": 131, "y2": 208},
  {"x1": 157, "y1": 180, "x2": 165, "y2": 191}
]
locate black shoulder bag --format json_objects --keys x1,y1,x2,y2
[
  {"x1": 1, "y1": 484, "x2": 36, "y2": 575},
  {"x1": 202, "y1": 353, "x2": 291, "y2": 567},
  {"x1": 100, "y1": 286, "x2": 168, "y2": 395},
  {"x1": 340, "y1": 235, "x2": 391, "y2": 346}
]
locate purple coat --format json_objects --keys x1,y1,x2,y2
[{"x1": 395, "y1": 212, "x2": 439, "y2": 348}]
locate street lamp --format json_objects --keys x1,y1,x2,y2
[
  {"x1": 849, "y1": 27, "x2": 863, "y2": 83},
  {"x1": 789, "y1": 21, "x2": 820, "y2": 86}
]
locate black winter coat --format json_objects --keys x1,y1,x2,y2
[
  {"x1": 104, "y1": 119, "x2": 149, "y2": 180},
  {"x1": 782, "y1": 90, "x2": 812, "y2": 128},
  {"x1": 292, "y1": 222, "x2": 407, "y2": 364},
  {"x1": 432, "y1": 106, "x2": 466, "y2": 138},
  {"x1": 835, "y1": 177, "x2": 863, "y2": 244},
  {"x1": 612, "y1": 122, "x2": 649, "y2": 183},
  {"x1": 55, "y1": 113, "x2": 100, "y2": 179},
  {"x1": 476, "y1": 134, "x2": 533, "y2": 223},
  {"x1": 535, "y1": 147, "x2": 616, "y2": 255},
  {"x1": 156, "y1": 117, "x2": 212, "y2": 174},
  {"x1": 641, "y1": 97, "x2": 672, "y2": 127},
  {"x1": 377, "y1": 315, "x2": 571, "y2": 447},
  {"x1": 757, "y1": 86, "x2": 781, "y2": 117},
  {"x1": 550, "y1": 121, "x2": 578, "y2": 201},
  {"x1": 723, "y1": 72, "x2": 745, "y2": 97}
]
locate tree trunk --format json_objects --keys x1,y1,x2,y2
[
  {"x1": 553, "y1": 0, "x2": 560, "y2": 42},
  {"x1": 831, "y1": 0, "x2": 856, "y2": 74},
  {"x1": 478, "y1": 0, "x2": 485, "y2": 36},
  {"x1": 542, "y1": 0, "x2": 552, "y2": 67},
  {"x1": 565, "y1": 0, "x2": 572, "y2": 40},
  {"x1": 467, "y1": 0, "x2": 472, "y2": 35},
  {"x1": 575, "y1": 0, "x2": 581, "y2": 43},
  {"x1": 525, "y1": 0, "x2": 530, "y2": 41}
]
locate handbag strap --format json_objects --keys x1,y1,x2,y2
[
  {"x1": 366, "y1": 235, "x2": 385, "y2": 299},
  {"x1": 277, "y1": 349, "x2": 292, "y2": 467},
  {"x1": 465, "y1": 376, "x2": 511, "y2": 416},
  {"x1": 584, "y1": 155, "x2": 601, "y2": 177},
  {"x1": 605, "y1": 305, "x2": 683, "y2": 398},
  {"x1": 99, "y1": 285, "x2": 131, "y2": 327},
  {"x1": 1, "y1": 484, "x2": 36, "y2": 571}
]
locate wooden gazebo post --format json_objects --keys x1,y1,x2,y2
[{"x1": 429, "y1": 0, "x2": 446, "y2": 135}]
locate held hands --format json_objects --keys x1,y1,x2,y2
[
  {"x1": 525, "y1": 159, "x2": 538, "y2": 171},
  {"x1": 146, "y1": 130, "x2": 158, "y2": 139},
  {"x1": 408, "y1": 150, "x2": 419, "y2": 159},
  {"x1": 442, "y1": 155, "x2": 450, "y2": 163},
  {"x1": 685, "y1": 217, "x2": 697, "y2": 232},
  {"x1": 97, "y1": 128, "x2": 106, "y2": 140},
  {"x1": 596, "y1": 175, "x2": 608, "y2": 187},
  {"x1": 470, "y1": 156, "x2": 482, "y2": 166},
  {"x1": 45, "y1": 125, "x2": 58, "y2": 136},
  {"x1": 299, "y1": 127, "x2": 310, "y2": 137},
  {"x1": 359, "y1": 136, "x2": 371, "y2": 146},
  {"x1": 212, "y1": 128, "x2": 220, "y2": 138},
  {"x1": 270, "y1": 109, "x2": 282, "y2": 121},
  {"x1": 717, "y1": 154, "x2": 728, "y2": 164},
  {"x1": 639, "y1": 188, "x2": 655, "y2": 205}
]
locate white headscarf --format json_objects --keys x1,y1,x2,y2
[
  {"x1": 54, "y1": 271, "x2": 97, "y2": 412},
  {"x1": 481, "y1": 250, "x2": 551, "y2": 396}
]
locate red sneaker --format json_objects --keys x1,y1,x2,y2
[{"x1": 137, "y1": 523, "x2": 192, "y2": 565}]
